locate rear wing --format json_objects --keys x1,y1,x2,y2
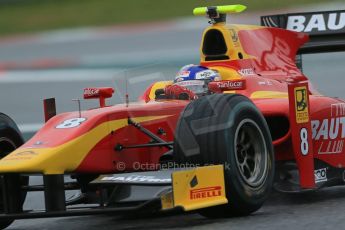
[{"x1": 261, "y1": 10, "x2": 345, "y2": 54}]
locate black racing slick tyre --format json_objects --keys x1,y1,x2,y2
[
  {"x1": 0, "y1": 113, "x2": 28, "y2": 229},
  {"x1": 174, "y1": 94, "x2": 274, "y2": 217}
]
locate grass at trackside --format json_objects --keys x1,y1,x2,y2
[{"x1": 0, "y1": 0, "x2": 338, "y2": 36}]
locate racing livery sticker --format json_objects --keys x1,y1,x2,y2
[
  {"x1": 208, "y1": 80, "x2": 246, "y2": 92},
  {"x1": 331, "y1": 103, "x2": 345, "y2": 117},
  {"x1": 100, "y1": 175, "x2": 171, "y2": 183},
  {"x1": 172, "y1": 165, "x2": 227, "y2": 211},
  {"x1": 287, "y1": 12, "x2": 345, "y2": 34},
  {"x1": 2, "y1": 150, "x2": 38, "y2": 161},
  {"x1": 195, "y1": 70, "x2": 216, "y2": 79},
  {"x1": 190, "y1": 186, "x2": 222, "y2": 200},
  {"x1": 229, "y1": 28, "x2": 240, "y2": 47},
  {"x1": 216, "y1": 80, "x2": 244, "y2": 89},
  {"x1": 238, "y1": 68, "x2": 255, "y2": 76},
  {"x1": 294, "y1": 86, "x2": 309, "y2": 123},
  {"x1": 175, "y1": 80, "x2": 204, "y2": 87},
  {"x1": 216, "y1": 80, "x2": 245, "y2": 90},
  {"x1": 312, "y1": 103, "x2": 345, "y2": 155},
  {"x1": 311, "y1": 118, "x2": 345, "y2": 154},
  {"x1": 314, "y1": 168, "x2": 327, "y2": 183},
  {"x1": 56, "y1": 118, "x2": 86, "y2": 129},
  {"x1": 261, "y1": 16, "x2": 279, "y2": 28},
  {"x1": 83, "y1": 88, "x2": 100, "y2": 98},
  {"x1": 258, "y1": 80, "x2": 273, "y2": 86},
  {"x1": 261, "y1": 10, "x2": 345, "y2": 36},
  {"x1": 300, "y1": 128, "x2": 309, "y2": 156},
  {"x1": 189, "y1": 175, "x2": 198, "y2": 187},
  {"x1": 15, "y1": 150, "x2": 38, "y2": 156}
]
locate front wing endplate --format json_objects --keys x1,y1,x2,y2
[{"x1": 161, "y1": 165, "x2": 228, "y2": 211}]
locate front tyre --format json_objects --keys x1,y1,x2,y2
[
  {"x1": 174, "y1": 94, "x2": 274, "y2": 217},
  {"x1": 0, "y1": 113, "x2": 27, "y2": 229}
]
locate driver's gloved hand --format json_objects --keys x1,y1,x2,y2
[{"x1": 164, "y1": 84, "x2": 198, "y2": 100}]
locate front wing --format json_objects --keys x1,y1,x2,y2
[{"x1": 0, "y1": 165, "x2": 227, "y2": 220}]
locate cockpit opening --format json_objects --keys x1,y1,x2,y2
[{"x1": 202, "y1": 29, "x2": 229, "y2": 61}]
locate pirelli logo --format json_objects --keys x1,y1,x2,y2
[
  {"x1": 190, "y1": 186, "x2": 222, "y2": 200},
  {"x1": 294, "y1": 86, "x2": 309, "y2": 123}
]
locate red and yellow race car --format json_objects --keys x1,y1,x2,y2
[{"x1": 0, "y1": 4, "x2": 345, "y2": 229}]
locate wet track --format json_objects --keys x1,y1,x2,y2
[
  {"x1": 1, "y1": 6, "x2": 345, "y2": 229},
  {"x1": 9, "y1": 186, "x2": 345, "y2": 230}
]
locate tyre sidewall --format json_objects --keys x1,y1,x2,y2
[
  {"x1": 219, "y1": 99, "x2": 274, "y2": 208},
  {"x1": 0, "y1": 113, "x2": 23, "y2": 151},
  {"x1": 0, "y1": 113, "x2": 25, "y2": 229}
]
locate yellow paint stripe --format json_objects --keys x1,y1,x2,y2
[
  {"x1": 0, "y1": 115, "x2": 169, "y2": 174},
  {"x1": 250, "y1": 91, "x2": 288, "y2": 99}
]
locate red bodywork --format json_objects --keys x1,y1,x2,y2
[{"x1": 4, "y1": 25, "x2": 345, "y2": 190}]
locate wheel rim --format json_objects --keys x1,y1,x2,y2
[
  {"x1": 0, "y1": 137, "x2": 16, "y2": 158},
  {"x1": 234, "y1": 119, "x2": 268, "y2": 187}
]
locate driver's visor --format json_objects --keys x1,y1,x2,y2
[{"x1": 174, "y1": 80, "x2": 206, "y2": 94}]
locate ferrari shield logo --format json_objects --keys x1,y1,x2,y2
[{"x1": 294, "y1": 86, "x2": 309, "y2": 123}]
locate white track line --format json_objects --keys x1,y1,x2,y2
[{"x1": 0, "y1": 69, "x2": 124, "y2": 83}]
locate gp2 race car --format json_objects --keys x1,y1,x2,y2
[{"x1": 0, "y1": 4, "x2": 345, "y2": 229}]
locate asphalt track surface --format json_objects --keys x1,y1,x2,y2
[
  {"x1": 1, "y1": 4, "x2": 345, "y2": 229},
  {"x1": 10, "y1": 186, "x2": 345, "y2": 230}
]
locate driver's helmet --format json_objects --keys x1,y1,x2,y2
[{"x1": 173, "y1": 64, "x2": 221, "y2": 96}]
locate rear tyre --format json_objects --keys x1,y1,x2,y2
[
  {"x1": 0, "y1": 113, "x2": 28, "y2": 229},
  {"x1": 174, "y1": 94, "x2": 274, "y2": 217}
]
